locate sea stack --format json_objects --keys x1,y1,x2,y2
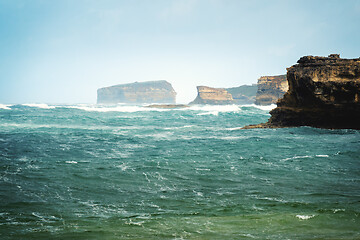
[
  {"x1": 244, "y1": 54, "x2": 360, "y2": 129},
  {"x1": 255, "y1": 75, "x2": 288, "y2": 105},
  {"x1": 189, "y1": 86, "x2": 234, "y2": 105},
  {"x1": 97, "y1": 80, "x2": 176, "y2": 104}
]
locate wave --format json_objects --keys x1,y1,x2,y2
[
  {"x1": 0, "y1": 104, "x2": 11, "y2": 110},
  {"x1": 189, "y1": 104, "x2": 241, "y2": 116},
  {"x1": 189, "y1": 104, "x2": 240, "y2": 112},
  {"x1": 240, "y1": 104, "x2": 277, "y2": 111},
  {"x1": 282, "y1": 154, "x2": 330, "y2": 162},
  {"x1": 296, "y1": 214, "x2": 315, "y2": 220},
  {"x1": 22, "y1": 103, "x2": 55, "y2": 109},
  {"x1": 281, "y1": 155, "x2": 312, "y2": 162},
  {"x1": 4, "y1": 103, "x2": 276, "y2": 113},
  {"x1": 66, "y1": 104, "x2": 170, "y2": 113}
]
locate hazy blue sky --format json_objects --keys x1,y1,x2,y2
[{"x1": 1, "y1": 0, "x2": 360, "y2": 104}]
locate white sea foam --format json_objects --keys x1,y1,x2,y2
[
  {"x1": 281, "y1": 155, "x2": 312, "y2": 162},
  {"x1": 316, "y1": 154, "x2": 329, "y2": 158},
  {"x1": 241, "y1": 104, "x2": 277, "y2": 111},
  {"x1": 22, "y1": 103, "x2": 55, "y2": 109},
  {"x1": 296, "y1": 214, "x2": 315, "y2": 220},
  {"x1": 225, "y1": 127, "x2": 243, "y2": 131},
  {"x1": 190, "y1": 104, "x2": 240, "y2": 112},
  {"x1": 197, "y1": 111, "x2": 219, "y2": 116},
  {"x1": 65, "y1": 161, "x2": 78, "y2": 164},
  {"x1": 163, "y1": 125, "x2": 194, "y2": 130},
  {"x1": 67, "y1": 104, "x2": 173, "y2": 113},
  {"x1": 190, "y1": 104, "x2": 240, "y2": 116},
  {"x1": 0, "y1": 104, "x2": 11, "y2": 110}
]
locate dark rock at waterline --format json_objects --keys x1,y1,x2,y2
[{"x1": 244, "y1": 54, "x2": 360, "y2": 130}]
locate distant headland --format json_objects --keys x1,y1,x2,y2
[
  {"x1": 96, "y1": 54, "x2": 360, "y2": 130},
  {"x1": 97, "y1": 80, "x2": 176, "y2": 104}
]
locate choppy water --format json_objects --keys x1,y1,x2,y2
[{"x1": 0, "y1": 103, "x2": 359, "y2": 239}]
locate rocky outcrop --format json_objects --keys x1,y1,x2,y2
[
  {"x1": 244, "y1": 54, "x2": 360, "y2": 130},
  {"x1": 226, "y1": 84, "x2": 257, "y2": 104},
  {"x1": 255, "y1": 75, "x2": 288, "y2": 105},
  {"x1": 97, "y1": 80, "x2": 176, "y2": 104},
  {"x1": 189, "y1": 86, "x2": 234, "y2": 105}
]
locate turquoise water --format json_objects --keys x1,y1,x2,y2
[{"x1": 0, "y1": 103, "x2": 359, "y2": 239}]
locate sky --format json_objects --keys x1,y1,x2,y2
[{"x1": 0, "y1": 0, "x2": 360, "y2": 104}]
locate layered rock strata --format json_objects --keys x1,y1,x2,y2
[
  {"x1": 255, "y1": 75, "x2": 288, "y2": 105},
  {"x1": 244, "y1": 54, "x2": 360, "y2": 129},
  {"x1": 97, "y1": 80, "x2": 176, "y2": 104},
  {"x1": 189, "y1": 86, "x2": 234, "y2": 105}
]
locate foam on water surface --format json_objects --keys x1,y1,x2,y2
[{"x1": 0, "y1": 104, "x2": 359, "y2": 239}]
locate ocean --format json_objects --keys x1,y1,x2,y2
[{"x1": 0, "y1": 103, "x2": 359, "y2": 239}]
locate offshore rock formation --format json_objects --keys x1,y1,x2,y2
[
  {"x1": 244, "y1": 54, "x2": 360, "y2": 130},
  {"x1": 255, "y1": 75, "x2": 288, "y2": 105},
  {"x1": 189, "y1": 86, "x2": 234, "y2": 105},
  {"x1": 97, "y1": 80, "x2": 176, "y2": 104},
  {"x1": 226, "y1": 84, "x2": 257, "y2": 104}
]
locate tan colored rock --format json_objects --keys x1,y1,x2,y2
[
  {"x1": 97, "y1": 80, "x2": 176, "y2": 104},
  {"x1": 189, "y1": 86, "x2": 234, "y2": 105},
  {"x1": 255, "y1": 75, "x2": 288, "y2": 105},
  {"x1": 244, "y1": 54, "x2": 360, "y2": 130}
]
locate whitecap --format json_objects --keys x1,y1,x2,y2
[
  {"x1": 22, "y1": 103, "x2": 55, "y2": 109},
  {"x1": 332, "y1": 208, "x2": 345, "y2": 213},
  {"x1": 67, "y1": 104, "x2": 170, "y2": 113},
  {"x1": 281, "y1": 155, "x2": 312, "y2": 162},
  {"x1": 225, "y1": 127, "x2": 243, "y2": 131},
  {"x1": 316, "y1": 154, "x2": 329, "y2": 158},
  {"x1": 65, "y1": 161, "x2": 78, "y2": 164},
  {"x1": 296, "y1": 214, "x2": 315, "y2": 220},
  {"x1": 190, "y1": 104, "x2": 240, "y2": 113},
  {"x1": 241, "y1": 104, "x2": 277, "y2": 111},
  {"x1": 163, "y1": 125, "x2": 194, "y2": 130},
  {"x1": 0, "y1": 104, "x2": 11, "y2": 110},
  {"x1": 193, "y1": 190, "x2": 204, "y2": 197},
  {"x1": 197, "y1": 111, "x2": 219, "y2": 116},
  {"x1": 125, "y1": 219, "x2": 145, "y2": 226}
]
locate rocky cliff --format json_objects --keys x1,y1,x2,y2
[
  {"x1": 226, "y1": 84, "x2": 257, "y2": 104},
  {"x1": 255, "y1": 75, "x2": 288, "y2": 105},
  {"x1": 97, "y1": 80, "x2": 176, "y2": 104},
  {"x1": 189, "y1": 86, "x2": 234, "y2": 105},
  {"x1": 244, "y1": 54, "x2": 360, "y2": 129}
]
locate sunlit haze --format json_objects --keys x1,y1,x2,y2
[{"x1": 1, "y1": 0, "x2": 359, "y2": 104}]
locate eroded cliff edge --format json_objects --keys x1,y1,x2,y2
[
  {"x1": 97, "y1": 80, "x2": 176, "y2": 104},
  {"x1": 255, "y1": 75, "x2": 288, "y2": 105},
  {"x1": 244, "y1": 54, "x2": 360, "y2": 130},
  {"x1": 189, "y1": 86, "x2": 234, "y2": 105}
]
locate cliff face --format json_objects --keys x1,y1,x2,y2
[
  {"x1": 245, "y1": 54, "x2": 360, "y2": 129},
  {"x1": 97, "y1": 80, "x2": 176, "y2": 104},
  {"x1": 226, "y1": 84, "x2": 257, "y2": 104},
  {"x1": 189, "y1": 86, "x2": 234, "y2": 105},
  {"x1": 255, "y1": 75, "x2": 288, "y2": 105}
]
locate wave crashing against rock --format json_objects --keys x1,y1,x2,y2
[{"x1": 244, "y1": 54, "x2": 360, "y2": 130}]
